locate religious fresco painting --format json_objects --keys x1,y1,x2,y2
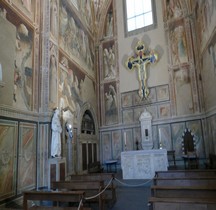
[
  {"x1": 13, "y1": 0, "x2": 36, "y2": 20},
  {"x1": 101, "y1": 132, "x2": 112, "y2": 163},
  {"x1": 121, "y1": 92, "x2": 133, "y2": 108},
  {"x1": 0, "y1": 2, "x2": 34, "y2": 110},
  {"x1": 102, "y1": 41, "x2": 116, "y2": 80},
  {"x1": 194, "y1": 1, "x2": 216, "y2": 52},
  {"x1": 17, "y1": 122, "x2": 36, "y2": 193},
  {"x1": 169, "y1": 20, "x2": 189, "y2": 65},
  {"x1": 104, "y1": 4, "x2": 114, "y2": 38},
  {"x1": 49, "y1": 42, "x2": 58, "y2": 108},
  {"x1": 162, "y1": 0, "x2": 184, "y2": 22},
  {"x1": 111, "y1": 130, "x2": 121, "y2": 161},
  {"x1": 158, "y1": 103, "x2": 171, "y2": 118},
  {"x1": 104, "y1": 82, "x2": 118, "y2": 125},
  {"x1": 0, "y1": 120, "x2": 18, "y2": 201},
  {"x1": 156, "y1": 85, "x2": 169, "y2": 102},
  {"x1": 58, "y1": 55, "x2": 85, "y2": 119},
  {"x1": 0, "y1": 12, "x2": 16, "y2": 106},
  {"x1": 174, "y1": 66, "x2": 193, "y2": 116},
  {"x1": 50, "y1": 0, "x2": 59, "y2": 39},
  {"x1": 59, "y1": 0, "x2": 95, "y2": 76}
]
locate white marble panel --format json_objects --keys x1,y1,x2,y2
[{"x1": 121, "y1": 149, "x2": 168, "y2": 179}]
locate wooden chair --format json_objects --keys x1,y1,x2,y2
[{"x1": 181, "y1": 128, "x2": 199, "y2": 169}]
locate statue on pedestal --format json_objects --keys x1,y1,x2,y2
[{"x1": 51, "y1": 108, "x2": 62, "y2": 158}]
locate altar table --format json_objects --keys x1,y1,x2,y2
[{"x1": 121, "y1": 149, "x2": 168, "y2": 179}]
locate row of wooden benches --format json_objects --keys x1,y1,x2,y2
[
  {"x1": 23, "y1": 173, "x2": 116, "y2": 210},
  {"x1": 148, "y1": 169, "x2": 216, "y2": 210}
]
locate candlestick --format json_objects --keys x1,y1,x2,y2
[{"x1": 159, "y1": 128, "x2": 162, "y2": 149}]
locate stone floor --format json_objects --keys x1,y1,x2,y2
[{"x1": 87, "y1": 170, "x2": 152, "y2": 210}]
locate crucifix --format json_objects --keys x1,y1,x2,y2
[{"x1": 125, "y1": 41, "x2": 158, "y2": 99}]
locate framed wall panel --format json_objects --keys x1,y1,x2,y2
[
  {"x1": 112, "y1": 130, "x2": 122, "y2": 161},
  {"x1": 17, "y1": 122, "x2": 37, "y2": 194},
  {"x1": 0, "y1": 120, "x2": 18, "y2": 201},
  {"x1": 156, "y1": 85, "x2": 169, "y2": 102},
  {"x1": 101, "y1": 132, "x2": 112, "y2": 163}
]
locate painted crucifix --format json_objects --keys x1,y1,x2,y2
[{"x1": 125, "y1": 41, "x2": 158, "y2": 99}]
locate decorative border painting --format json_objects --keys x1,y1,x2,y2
[
  {"x1": 17, "y1": 122, "x2": 37, "y2": 193},
  {"x1": 0, "y1": 120, "x2": 18, "y2": 201}
]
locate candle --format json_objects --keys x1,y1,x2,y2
[
  {"x1": 124, "y1": 132, "x2": 127, "y2": 145},
  {"x1": 159, "y1": 128, "x2": 161, "y2": 142}
]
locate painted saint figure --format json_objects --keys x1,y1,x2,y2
[
  {"x1": 125, "y1": 41, "x2": 158, "y2": 99},
  {"x1": 51, "y1": 108, "x2": 62, "y2": 158}
]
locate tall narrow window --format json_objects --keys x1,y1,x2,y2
[{"x1": 124, "y1": 0, "x2": 157, "y2": 36}]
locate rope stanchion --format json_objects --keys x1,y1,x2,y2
[
  {"x1": 114, "y1": 177, "x2": 153, "y2": 187},
  {"x1": 77, "y1": 198, "x2": 83, "y2": 210},
  {"x1": 85, "y1": 177, "x2": 113, "y2": 200}
]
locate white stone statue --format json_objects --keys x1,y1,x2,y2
[{"x1": 51, "y1": 108, "x2": 62, "y2": 158}]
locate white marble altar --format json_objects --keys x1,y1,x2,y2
[{"x1": 121, "y1": 149, "x2": 168, "y2": 179}]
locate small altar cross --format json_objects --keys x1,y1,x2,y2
[{"x1": 125, "y1": 41, "x2": 158, "y2": 99}]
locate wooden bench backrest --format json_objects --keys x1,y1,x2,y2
[
  {"x1": 69, "y1": 173, "x2": 114, "y2": 183},
  {"x1": 52, "y1": 180, "x2": 104, "y2": 191},
  {"x1": 155, "y1": 170, "x2": 216, "y2": 178},
  {"x1": 51, "y1": 180, "x2": 105, "y2": 210},
  {"x1": 151, "y1": 185, "x2": 216, "y2": 198},
  {"x1": 148, "y1": 197, "x2": 216, "y2": 210},
  {"x1": 23, "y1": 191, "x2": 85, "y2": 210},
  {"x1": 154, "y1": 177, "x2": 216, "y2": 186}
]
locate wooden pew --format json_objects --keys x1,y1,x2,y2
[
  {"x1": 51, "y1": 180, "x2": 105, "y2": 210},
  {"x1": 23, "y1": 190, "x2": 91, "y2": 210},
  {"x1": 155, "y1": 169, "x2": 216, "y2": 178},
  {"x1": 69, "y1": 173, "x2": 116, "y2": 206},
  {"x1": 151, "y1": 185, "x2": 216, "y2": 198},
  {"x1": 153, "y1": 176, "x2": 216, "y2": 186},
  {"x1": 148, "y1": 197, "x2": 216, "y2": 210},
  {"x1": 150, "y1": 170, "x2": 216, "y2": 210}
]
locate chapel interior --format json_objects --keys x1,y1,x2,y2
[{"x1": 0, "y1": 0, "x2": 216, "y2": 209}]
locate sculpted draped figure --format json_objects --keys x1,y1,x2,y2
[
  {"x1": 125, "y1": 41, "x2": 158, "y2": 99},
  {"x1": 51, "y1": 108, "x2": 62, "y2": 158}
]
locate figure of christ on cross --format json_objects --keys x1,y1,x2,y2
[{"x1": 126, "y1": 41, "x2": 158, "y2": 99}]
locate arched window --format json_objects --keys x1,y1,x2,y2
[{"x1": 81, "y1": 110, "x2": 95, "y2": 134}]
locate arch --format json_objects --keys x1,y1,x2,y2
[
  {"x1": 97, "y1": 0, "x2": 113, "y2": 41},
  {"x1": 76, "y1": 102, "x2": 99, "y2": 173},
  {"x1": 77, "y1": 102, "x2": 98, "y2": 136}
]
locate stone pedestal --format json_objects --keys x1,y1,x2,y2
[
  {"x1": 48, "y1": 157, "x2": 66, "y2": 189},
  {"x1": 139, "y1": 109, "x2": 153, "y2": 149},
  {"x1": 121, "y1": 149, "x2": 168, "y2": 179}
]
